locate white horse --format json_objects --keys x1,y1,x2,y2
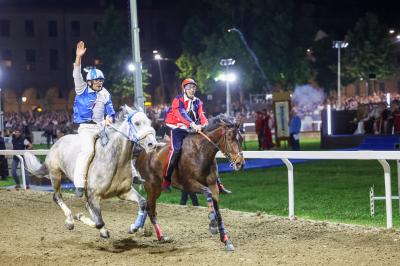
[{"x1": 24, "y1": 106, "x2": 157, "y2": 238}]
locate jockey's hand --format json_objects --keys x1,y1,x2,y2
[
  {"x1": 191, "y1": 123, "x2": 202, "y2": 133},
  {"x1": 76, "y1": 41, "x2": 86, "y2": 57},
  {"x1": 105, "y1": 116, "x2": 113, "y2": 125}
]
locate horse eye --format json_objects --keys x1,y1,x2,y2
[{"x1": 135, "y1": 122, "x2": 140, "y2": 126}]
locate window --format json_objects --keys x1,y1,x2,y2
[
  {"x1": 50, "y1": 49, "x2": 58, "y2": 70},
  {"x1": 25, "y1": 20, "x2": 34, "y2": 37},
  {"x1": 48, "y1": 21, "x2": 57, "y2": 37},
  {"x1": 1, "y1": 49, "x2": 12, "y2": 68},
  {"x1": 25, "y1": 49, "x2": 36, "y2": 71},
  {"x1": 71, "y1": 21, "x2": 80, "y2": 37},
  {"x1": 0, "y1": 20, "x2": 10, "y2": 37}
]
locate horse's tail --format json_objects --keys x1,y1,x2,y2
[{"x1": 23, "y1": 151, "x2": 49, "y2": 178}]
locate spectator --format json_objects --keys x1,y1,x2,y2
[
  {"x1": 180, "y1": 191, "x2": 199, "y2": 206},
  {"x1": 392, "y1": 103, "x2": 400, "y2": 134},
  {"x1": 43, "y1": 121, "x2": 55, "y2": 148},
  {"x1": 289, "y1": 109, "x2": 301, "y2": 151},
  {"x1": 262, "y1": 109, "x2": 274, "y2": 150},
  {"x1": 11, "y1": 128, "x2": 32, "y2": 189},
  {"x1": 0, "y1": 132, "x2": 8, "y2": 180},
  {"x1": 255, "y1": 111, "x2": 264, "y2": 150}
]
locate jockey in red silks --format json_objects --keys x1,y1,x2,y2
[{"x1": 162, "y1": 78, "x2": 232, "y2": 194}]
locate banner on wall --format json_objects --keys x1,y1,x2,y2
[{"x1": 274, "y1": 101, "x2": 290, "y2": 138}]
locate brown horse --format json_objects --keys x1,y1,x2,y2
[{"x1": 130, "y1": 114, "x2": 245, "y2": 251}]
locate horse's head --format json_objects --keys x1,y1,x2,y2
[
  {"x1": 123, "y1": 105, "x2": 157, "y2": 153},
  {"x1": 205, "y1": 115, "x2": 245, "y2": 171}
]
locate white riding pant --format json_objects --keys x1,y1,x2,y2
[{"x1": 73, "y1": 123, "x2": 101, "y2": 188}]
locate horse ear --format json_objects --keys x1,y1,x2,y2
[
  {"x1": 125, "y1": 105, "x2": 134, "y2": 114},
  {"x1": 234, "y1": 117, "x2": 243, "y2": 129}
]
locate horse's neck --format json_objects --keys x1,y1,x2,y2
[
  {"x1": 202, "y1": 127, "x2": 225, "y2": 158},
  {"x1": 107, "y1": 122, "x2": 133, "y2": 163}
]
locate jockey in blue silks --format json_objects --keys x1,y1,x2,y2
[
  {"x1": 162, "y1": 78, "x2": 232, "y2": 194},
  {"x1": 72, "y1": 41, "x2": 115, "y2": 197}
]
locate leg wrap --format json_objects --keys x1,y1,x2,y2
[{"x1": 133, "y1": 210, "x2": 148, "y2": 229}]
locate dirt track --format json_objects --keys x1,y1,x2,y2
[{"x1": 1, "y1": 189, "x2": 400, "y2": 265}]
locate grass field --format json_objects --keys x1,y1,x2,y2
[
  {"x1": 156, "y1": 137, "x2": 400, "y2": 228},
  {"x1": 1, "y1": 138, "x2": 398, "y2": 228}
]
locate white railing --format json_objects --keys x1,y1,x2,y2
[
  {"x1": 3, "y1": 149, "x2": 399, "y2": 229},
  {"x1": 0, "y1": 150, "x2": 49, "y2": 190},
  {"x1": 217, "y1": 150, "x2": 400, "y2": 229}
]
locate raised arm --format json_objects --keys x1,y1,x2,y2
[{"x1": 73, "y1": 41, "x2": 87, "y2": 95}]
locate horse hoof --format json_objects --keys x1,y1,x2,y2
[
  {"x1": 159, "y1": 236, "x2": 173, "y2": 243},
  {"x1": 100, "y1": 228, "x2": 110, "y2": 239},
  {"x1": 74, "y1": 213, "x2": 83, "y2": 221},
  {"x1": 65, "y1": 222, "x2": 74, "y2": 230},
  {"x1": 208, "y1": 224, "x2": 218, "y2": 235},
  {"x1": 225, "y1": 240, "x2": 235, "y2": 252},
  {"x1": 128, "y1": 224, "x2": 139, "y2": 234}
]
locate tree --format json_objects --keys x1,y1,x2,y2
[
  {"x1": 176, "y1": 0, "x2": 315, "y2": 95},
  {"x1": 341, "y1": 13, "x2": 396, "y2": 85},
  {"x1": 94, "y1": 5, "x2": 150, "y2": 103}
]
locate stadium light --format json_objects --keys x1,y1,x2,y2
[
  {"x1": 216, "y1": 72, "x2": 237, "y2": 82},
  {"x1": 153, "y1": 51, "x2": 165, "y2": 94},
  {"x1": 127, "y1": 63, "x2": 135, "y2": 72},
  {"x1": 219, "y1": 58, "x2": 236, "y2": 115}
]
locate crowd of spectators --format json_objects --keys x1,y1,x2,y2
[
  {"x1": 3, "y1": 110, "x2": 73, "y2": 143},
  {"x1": 2, "y1": 90, "x2": 399, "y2": 141}
]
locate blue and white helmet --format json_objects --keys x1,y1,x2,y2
[{"x1": 85, "y1": 67, "x2": 105, "y2": 81}]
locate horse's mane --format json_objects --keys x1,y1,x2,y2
[
  {"x1": 202, "y1": 114, "x2": 237, "y2": 132},
  {"x1": 114, "y1": 105, "x2": 143, "y2": 124}
]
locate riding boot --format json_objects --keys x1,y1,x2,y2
[
  {"x1": 217, "y1": 177, "x2": 232, "y2": 194},
  {"x1": 163, "y1": 151, "x2": 180, "y2": 192}
]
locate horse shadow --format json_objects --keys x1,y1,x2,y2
[{"x1": 95, "y1": 238, "x2": 151, "y2": 253}]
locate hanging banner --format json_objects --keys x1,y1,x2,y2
[{"x1": 274, "y1": 101, "x2": 290, "y2": 138}]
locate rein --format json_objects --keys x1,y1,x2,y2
[
  {"x1": 198, "y1": 130, "x2": 235, "y2": 165},
  {"x1": 107, "y1": 124, "x2": 131, "y2": 140}
]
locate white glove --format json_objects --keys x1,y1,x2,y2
[{"x1": 190, "y1": 123, "x2": 202, "y2": 133}]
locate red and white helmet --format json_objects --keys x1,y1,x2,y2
[{"x1": 181, "y1": 78, "x2": 197, "y2": 92}]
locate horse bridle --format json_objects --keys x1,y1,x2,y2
[
  {"x1": 107, "y1": 121, "x2": 153, "y2": 143},
  {"x1": 199, "y1": 129, "x2": 243, "y2": 168}
]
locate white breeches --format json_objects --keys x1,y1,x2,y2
[{"x1": 73, "y1": 124, "x2": 101, "y2": 188}]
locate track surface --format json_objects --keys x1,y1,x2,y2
[{"x1": 1, "y1": 189, "x2": 400, "y2": 265}]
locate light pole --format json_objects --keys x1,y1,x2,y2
[
  {"x1": 332, "y1": 41, "x2": 348, "y2": 110},
  {"x1": 220, "y1": 58, "x2": 235, "y2": 115},
  {"x1": 129, "y1": 0, "x2": 145, "y2": 110},
  {"x1": 153, "y1": 51, "x2": 165, "y2": 95}
]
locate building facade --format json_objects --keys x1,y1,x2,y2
[{"x1": 0, "y1": 0, "x2": 181, "y2": 113}]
